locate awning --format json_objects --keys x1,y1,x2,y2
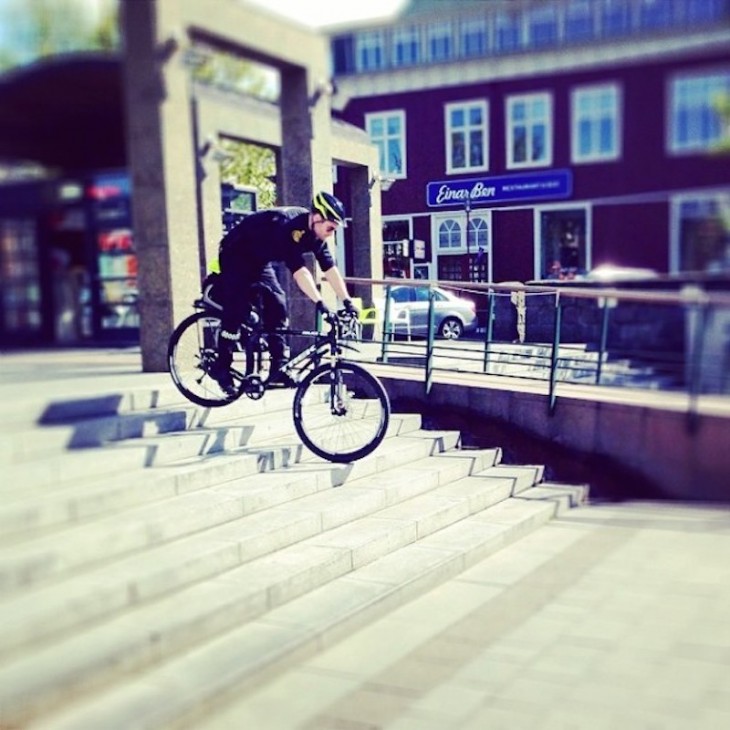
[{"x1": 0, "y1": 52, "x2": 126, "y2": 172}]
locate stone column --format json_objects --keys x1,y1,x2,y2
[
  {"x1": 350, "y1": 165, "x2": 384, "y2": 305},
  {"x1": 120, "y1": 0, "x2": 202, "y2": 372}
]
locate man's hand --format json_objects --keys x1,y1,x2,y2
[{"x1": 342, "y1": 298, "x2": 359, "y2": 317}]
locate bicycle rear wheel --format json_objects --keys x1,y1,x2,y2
[
  {"x1": 293, "y1": 361, "x2": 390, "y2": 463},
  {"x1": 168, "y1": 311, "x2": 251, "y2": 407}
]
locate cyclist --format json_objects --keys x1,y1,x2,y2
[{"x1": 211, "y1": 191, "x2": 358, "y2": 393}]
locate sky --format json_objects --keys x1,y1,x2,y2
[{"x1": 245, "y1": 0, "x2": 407, "y2": 28}]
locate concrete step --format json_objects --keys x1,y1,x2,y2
[
  {"x1": 196, "y1": 507, "x2": 600, "y2": 730},
  {"x1": 0, "y1": 427, "x2": 459, "y2": 592},
  {"x1": 0, "y1": 375, "x2": 588, "y2": 729},
  {"x1": 0, "y1": 448, "x2": 504, "y2": 662},
  {"x1": 0, "y1": 411, "x2": 424, "y2": 542},
  {"x1": 10, "y1": 498, "x2": 559, "y2": 730}
]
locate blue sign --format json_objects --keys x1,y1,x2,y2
[{"x1": 427, "y1": 169, "x2": 573, "y2": 208}]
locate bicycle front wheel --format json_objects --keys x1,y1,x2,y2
[
  {"x1": 293, "y1": 361, "x2": 390, "y2": 463},
  {"x1": 168, "y1": 311, "x2": 249, "y2": 407}
]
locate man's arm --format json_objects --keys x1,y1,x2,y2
[
  {"x1": 322, "y1": 266, "x2": 351, "y2": 303},
  {"x1": 292, "y1": 266, "x2": 323, "y2": 304},
  {"x1": 292, "y1": 265, "x2": 352, "y2": 306}
]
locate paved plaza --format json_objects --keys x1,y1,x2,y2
[{"x1": 1, "y1": 346, "x2": 728, "y2": 729}]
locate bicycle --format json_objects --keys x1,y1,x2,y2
[{"x1": 167, "y1": 284, "x2": 391, "y2": 463}]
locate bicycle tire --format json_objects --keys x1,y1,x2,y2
[
  {"x1": 293, "y1": 361, "x2": 390, "y2": 463},
  {"x1": 168, "y1": 311, "x2": 251, "y2": 407}
]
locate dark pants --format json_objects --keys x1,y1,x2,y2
[{"x1": 216, "y1": 261, "x2": 289, "y2": 367}]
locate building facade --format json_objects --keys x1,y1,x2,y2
[{"x1": 330, "y1": 0, "x2": 730, "y2": 283}]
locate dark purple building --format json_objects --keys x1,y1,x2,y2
[{"x1": 329, "y1": 0, "x2": 730, "y2": 283}]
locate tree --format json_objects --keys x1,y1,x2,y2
[{"x1": 0, "y1": 0, "x2": 118, "y2": 70}]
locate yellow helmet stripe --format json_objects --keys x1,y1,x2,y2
[{"x1": 314, "y1": 192, "x2": 343, "y2": 222}]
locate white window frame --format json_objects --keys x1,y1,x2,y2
[
  {"x1": 392, "y1": 26, "x2": 421, "y2": 67},
  {"x1": 506, "y1": 92, "x2": 553, "y2": 169},
  {"x1": 427, "y1": 21, "x2": 452, "y2": 62},
  {"x1": 431, "y1": 210, "x2": 491, "y2": 256},
  {"x1": 356, "y1": 30, "x2": 386, "y2": 72},
  {"x1": 460, "y1": 18, "x2": 488, "y2": 57},
  {"x1": 668, "y1": 68, "x2": 730, "y2": 155},
  {"x1": 445, "y1": 100, "x2": 489, "y2": 174},
  {"x1": 366, "y1": 110, "x2": 407, "y2": 179},
  {"x1": 571, "y1": 83, "x2": 622, "y2": 163}
]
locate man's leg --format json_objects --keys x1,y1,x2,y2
[
  {"x1": 259, "y1": 267, "x2": 294, "y2": 386},
  {"x1": 212, "y1": 268, "x2": 253, "y2": 394}
]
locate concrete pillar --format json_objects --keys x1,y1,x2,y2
[
  {"x1": 350, "y1": 166, "x2": 384, "y2": 305},
  {"x1": 120, "y1": 0, "x2": 201, "y2": 372}
]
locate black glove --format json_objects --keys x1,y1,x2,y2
[
  {"x1": 315, "y1": 300, "x2": 331, "y2": 316},
  {"x1": 342, "y1": 298, "x2": 359, "y2": 317}
]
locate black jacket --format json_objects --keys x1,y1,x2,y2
[{"x1": 219, "y1": 207, "x2": 335, "y2": 275}]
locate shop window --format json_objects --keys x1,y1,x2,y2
[
  {"x1": 0, "y1": 219, "x2": 41, "y2": 335},
  {"x1": 539, "y1": 208, "x2": 589, "y2": 279},
  {"x1": 437, "y1": 255, "x2": 465, "y2": 282},
  {"x1": 674, "y1": 194, "x2": 730, "y2": 272}
]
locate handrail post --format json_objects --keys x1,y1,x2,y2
[
  {"x1": 425, "y1": 287, "x2": 436, "y2": 394},
  {"x1": 596, "y1": 297, "x2": 610, "y2": 385},
  {"x1": 482, "y1": 290, "x2": 495, "y2": 372},
  {"x1": 380, "y1": 283, "x2": 393, "y2": 364},
  {"x1": 548, "y1": 292, "x2": 562, "y2": 414},
  {"x1": 687, "y1": 298, "x2": 708, "y2": 431}
]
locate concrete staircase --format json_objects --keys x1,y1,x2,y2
[{"x1": 0, "y1": 379, "x2": 587, "y2": 729}]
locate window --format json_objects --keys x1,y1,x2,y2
[
  {"x1": 437, "y1": 217, "x2": 463, "y2": 251},
  {"x1": 601, "y1": 0, "x2": 631, "y2": 37},
  {"x1": 0, "y1": 219, "x2": 41, "y2": 334},
  {"x1": 428, "y1": 22, "x2": 452, "y2": 62},
  {"x1": 366, "y1": 111, "x2": 406, "y2": 177},
  {"x1": 507, "y1": 93, "x2": 552, "y2": 168},
  {"x1": 446, "y1": 100, "x2": 488, "y2": 173},
  {"x1": 495, "y1": 12, "x2": 521, "y2": 52},
  {"x1": 639, "y1": 0, "x2": 672, "y2": 30},
  {"x1": 572, "y1": 84, "x2": 621, "y2": 162},
  {"x1": 538, "y1": 207, "x2": 590, "y2": 279},
  {"x1": 670, "y1": 70, "x2": 730, "y2": 154},
  {"x1": 460, "y1": 19, "x2": 487, "y2": 57},
  {"x1": 433, "y1": 212, "x2": 490, "y2": 255},
  {"x1": 392, "y1": 26, "x2": 420, "y2": 67},
  {"x1": 356, "y1": 31, "x2": 386, "y2": 72},
  {"x1": 565, "y1": 0, "x2": 594, "y2": 42},
  {"x1": 672, "y1": 193, "x2": 730, "y2": 272},
  {"x1": 528, "y1": 6, "x2": 558, "y2": 48}
]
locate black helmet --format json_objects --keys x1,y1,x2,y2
[{"x1": 312, "y1": 191, "x2": 346, "y2": 226}]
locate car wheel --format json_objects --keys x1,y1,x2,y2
[{"x1": 438, "y1": 317, "x2": 463, "y2": 340}]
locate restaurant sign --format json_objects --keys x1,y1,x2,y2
[{"x1": 426, "y1": 169, "x2": 572, "y2": 208}]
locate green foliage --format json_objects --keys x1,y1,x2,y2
[
  {"x1": 0, "y1": 0, "x2": 119, "y2": 69},
  {"x1": 219, "y1": 138, "x2": 277, "y2": 209},
  {"x1": 191, "y1": 47, "x2": 276, "y2": 100}
]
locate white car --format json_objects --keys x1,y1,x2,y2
[{"x1": 386, "y1": 285, "x2": 478, "y2": 340}]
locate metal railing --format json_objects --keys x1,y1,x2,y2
[{"x1": 343, "y1": 276, "x2": 730, "y2": 417}]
